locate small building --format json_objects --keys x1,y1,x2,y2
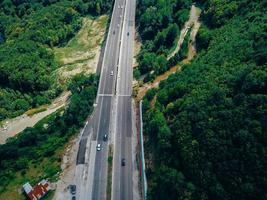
[{"x1": 23, "y1": 180, "x2": 50, "y2": 200}]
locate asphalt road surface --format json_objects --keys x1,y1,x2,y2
[{"x1": 112, "y1": 0, "x2": 136, "y2": 199}]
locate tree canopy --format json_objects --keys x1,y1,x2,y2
[{"x1": 141, "y1": 0, "x2": 267, "y2": 199}]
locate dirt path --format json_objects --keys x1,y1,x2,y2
[
  {"x1": 167, "y1": 5, "x2": 201, "y2": 60},
  {"x1": 136, "y1": 5, "x2": 201, "y2": 101},
  {"x1": 0, "y1": 91, "x2": 70, "y2": 144}
]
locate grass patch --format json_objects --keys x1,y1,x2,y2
[
  {"x1": 167, "y1": 30, "x2": 182, "y2": 56},
  {"x1": 42, "y1": 190, "x2": 55, "y2": 200},
  {"x1": 25, "y1": 105, "x2": 48, "y2": 116},
  {"x1": 106, "y1": 145, "x2": 113, "y2": 200}
]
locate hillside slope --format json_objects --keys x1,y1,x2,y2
[
  {"x1": 141, "y1": 0, "x2": 267, "y2": 199},
  {"x1": 0, "y1": 0, "x2": 112, "y2": 121}
]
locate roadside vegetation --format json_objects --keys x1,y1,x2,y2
[
  {"x1": 0, "y1": 74, "x2": 98, "y2": 199},
  {"x1": 0, "y1": 0, "x2": 113, "y2": 121},
  {"x1": 106, "y1": 146, "x2": 113, "y2": 200},
  {"x1": 140, "y1": 0, "x2": 267, "y2": 200}
]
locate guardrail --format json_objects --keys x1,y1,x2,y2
[{"x1": 139, "y1": 100, "x2": 147, "y2": 200}]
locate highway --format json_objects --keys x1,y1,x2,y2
[{"x1": 75, "y1": 0, "x2": 136, "y2": 199}]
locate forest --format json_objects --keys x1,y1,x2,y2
[
  {"x1": 140, "y1": 0, "x2": 267, "y2": 200},
  {"x1": 0, "y1": 74, "x2": 98, "y2": 196},
  {"x1": 0, "y1": 0, "x2": 113, "y2": 120}
]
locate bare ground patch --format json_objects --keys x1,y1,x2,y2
[{"x1": 54, "y1": 15, "x2": 108, "y2": 84}]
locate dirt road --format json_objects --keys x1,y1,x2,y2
[
  {"x1": 168, "y1": 5, "x2": 201, "y2": 60},
  {"x1": 0, "y1": 92, "x2": 70, "y2": 144}
]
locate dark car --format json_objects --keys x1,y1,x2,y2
[
  {"x1": 103, "y1": 134, "x2": 108, "y2": 141},
  {"x1": 69, "y1": 185, "x2": 76, "y2": 195},
  {"x1": 127, "y1": 32, "x2": 129, "y2": 36},
  {"x1": 121, "y1": 158, "x2": 126, "y2": 166},
  {"x1": 72, "y1": 196, "x2": 76, "y2": 200},
  {"x1": 113, "y1": 30, "x2": 115, "y2": 34}
]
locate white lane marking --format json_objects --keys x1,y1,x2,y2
[
  {"x1": 117, "y1": 94, "x2": 131, "y2": 97},
  {"x1": 98, "y1": 94, "x2": 114, "y2": 97}
]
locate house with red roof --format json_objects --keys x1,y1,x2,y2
[{"x1": 22, "y1": 180, "x2": 50, "y2": 200}]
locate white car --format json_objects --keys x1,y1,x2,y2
[
  {"x1": 97, "y1": 144, "x2": 101, "y2": 151},
  {"x1": 110, "y1": 71, "x2": 114, "y2": 76}
]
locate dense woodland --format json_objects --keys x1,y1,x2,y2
[
  {"x1": 140, "y1": 0, "x2": 267, "y2": 199},
  {"x1": 0, "y1": 74, "x2": 98, "y2": 194},
  {"x1": 0, "y1": 0, "x2": 113, "y2": 120},
  {"x1": 135, "y1": 0, "x2": 191, "y2": 81}
]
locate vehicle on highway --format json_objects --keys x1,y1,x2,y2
[
  {"x1": 69, "y1": 185, "x2": 76, "y2": 195},
  {"x1": 113, "y1": 30, "x2": 115, "y2": 34},
  {"x1": 110, "y1": 70, "x2": 114, "y2": 76},
  {"x1": 121, "y1": 158, "x2": 126, "y2": 166},
  {"x1": 103, "y1": 134, "x2": 108, "y2": 141},
  {"x1": 72, "y1": 196, "x2": 76, "y2": 200},
  {"x1": 97, "y1": 143, "x2": 101, "y2": 151},
  {"x1": 127, "y1": 32, "x2": 129, "y2": 36}
]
